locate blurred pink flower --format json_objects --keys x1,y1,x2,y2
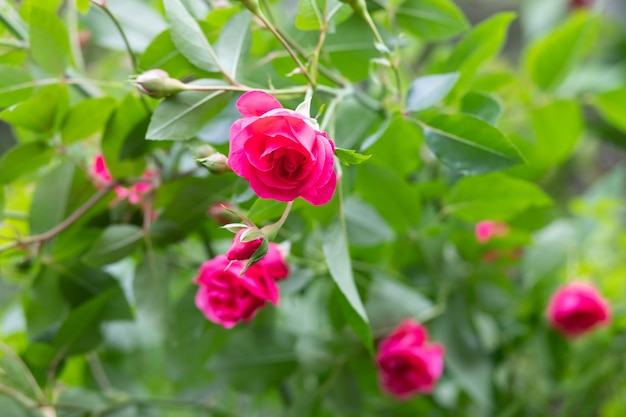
[
  {"x1": 546, "y1": 281, "x2": 611, "y2": 338},
  {"x1": 376, "y1": 319, "x2": 445, "y2": 399},
  {"x1": 475, "y1": 220, "x2": 509, "y2": 243},
  {"x1": 90, "y1": 154, "x2": 153, "y2": 205}
]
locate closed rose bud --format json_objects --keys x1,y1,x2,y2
[
  {"x1": 196, "y1": 153, "x2": 230, "y2": 175},
  {"x1": 133, "y1": 69, "x2": 187, "y2": 98},
  {"x1": 226, "y1": 228, "x2": 264, "y2": 261},
  {"x1": 376, "y1": 320, "x2": 445, "y2": 399},
  {"x1": 547, "y1": 281, "x2": 611, "y2": 338}
]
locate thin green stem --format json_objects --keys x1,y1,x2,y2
[
  {"x1": 91, "y1": 1, "x2": 138, "y2": 71},
  {"x1": 0, "y1": 37, "x2": 26, "y2": 48},
  {"x1": 67, "y1": 0, "x2": 85, "y2": 71}
]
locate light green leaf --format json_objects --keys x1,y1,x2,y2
[
  {"x1": 295, "y1": 0, "x2": 322, "y2": 30},
  {"x1": 29, "y1": 6, "x2": 71, "y2": 74},
  {"x1": 139, "y1": 30, "x2": 197, "y2": 80},
  {"x1": 29, "y1": 162, "x2": 74, "y2": 237},
  {"x1": 0, "y1": 142, "x2": 54, "y2": 184},
  {"x1": 524, "y1": 12, "x2": 598, "y2": 91},
  {"x1": 0, "y1": 84, "x2": 69, "y2": 133},
  {"x1": 532, "y1": 99, "x2": 583, "y2": 165},
  {"x1": 593, "y1": 87, "x2": 626, "y2": 133},
  {"x1": 0, "y1": 65, "x2": 34, "y2": 107},
  {"x1": 247, "y1": 198, "x2": 287, "y2": 224},
  {"x1": 396, "y1": 0, "x2": 469, "y2": 41},
  {"x1": 460, "y1": 91, "x2": 502, "y2": 125},
  {"x1": 163, "y1": 0, "x2": 220, "y2": 73},
  {"x1": 134, "y1": 252, "x2": 170, "y2": 336},
  {"x1": 444, "y1": 12, "x2": 516, "y2": 92},
  {"x1": 84, "y1": 225, "x2": 144, "y2": 266},
  {"x1": 77, "y1": 0, "x2": 90, "y2": 13},
  {"x1": 423, "y1": 113, "x2": 523, "y2": 175},
  {"x1": 61, "y1": 98, "x2": 117, "y2": 144},
  {"x1": 344, "y1": 197, "x2": 393, "y2": 247},
  {"x1": 215, "y1": 11, "x2": 252, "y2": 79},
  {"x1": 0, "y1": 187, "x2": 3, "y2": 221},
  {"x1": 406, "y1": 72, "x2": 459, "y2": 112},
  {"x1": 146, "y1": 79, "x2": 231, "y2": 140},
  {"x1": 446, "y1": 173, "x2": 553, "y2": 222},
  {"x1": 334, "y1": 148, "x2": 372, "y2": 166},
  {"x1": 322, "y1": 220, "x2": 372, "y2": 352}
]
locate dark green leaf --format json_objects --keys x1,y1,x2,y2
[
  {"x1": 29, "y1": 6, "x2": 71, "y2": 74},
  {"x1": 0, "y1": 65, "x2": 34, "y2": 107},
  {"x1": 524, "y1": 12, "x2": 598, "y2": 91},
  {"x1": 84, "y1": 224, "x2": 143, "y2": 266},
  {"x1": 322, "y1": 220, "x2": 372, "y2": 352},
  {"x1": 61, "y1": 97, "x2": 117, "y2": 144},
  {"x1": 593, "y1": 87, "x2": 626, "y2": 133},
  {"x1": 446, "y1": 173, "x2": 552, "y2": 222},
  {"x1": 146, "y1": 80, "x2": 231, "y2": 140},
  {"x1": 460, "y1": 91, "x2": 502, "y2": 125},
  {"x1": 0, "y1": 84, "x2": 69, "y2": 133},
  {"x1": 0, "y1": 142, "x2": 54, "y2": 184},
  {"x1": 134, "y1": 251, "x2": 170, "y2": 335},
  {"x1": 163, "y1": 0, "x2": 220, "y2": 73},
  {"x1": 334, "y1": 148, "x2": 372, "y2": 166},
  {"x1": 423, "y1": 113, "x2": 523, "y2": 175},
  {"x1": 396, "y1": 0, "x2": 469, "y2": 41},
  {"x1": 215, "y1": 11, "x2": 252, "y2": 79},
  {"x1": 406, "y1": 72, "x2": 459, "y2": 112}
]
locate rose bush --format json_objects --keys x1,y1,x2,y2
[
  {"x1": 228, "y1": 91, "x2": 337, "y2": 205},
  {"x1": 547, "y1": 281, "x2": 611, "y2": 337}
]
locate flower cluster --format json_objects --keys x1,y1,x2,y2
[
  {"x1": 91, "y1": 154, "x2": 153, "y2": 205},
  {"x1": 194, "y1": 243, "x2": 288, "y2": 328}
]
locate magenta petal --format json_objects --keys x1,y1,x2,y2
[{"x1": 236, "y1": 91, "x2": 283, "y2": 117}]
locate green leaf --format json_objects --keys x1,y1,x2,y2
[
  {"x1": 29, "y1": 6, "x2": 71, "y2": 74},
  {"x1": 322, "y1": 220, "x2": 372, "y2": 352},
  {"x1": 344, "y1": 197, "x2": 393, "y2": 247},
  {"x1": 423, "y1": 113, "x2": 523, "y2": 175},
  {"x1": 146, "y1": 80, "x2": 231, "y2": 140},
  {"x1": 460, "y1": 91, "x2": 502, "y2": 125},
  {"x1": 139, "y1": 30, "x2": 198, "y2": 80},
  {"x1": 29, "y1": 162, "x2": 74, "y2": 237},
  {"x1": 446, "y1": 173, "x2": 552, "y2": 222},
  {"x1": 0, "y1": 142, "x2": 54, "y2": 184},
  {"x1": 532, "y1": 99, "x2": 583, "y2": 165},
  {"x1": 61, "y1": 97, "x2": 117, "y2": 144},
  {"x1": 406, "y1": 72, "x2": 459, "y2": 112},
  {"x1": 84, "y1": 224, "x2": 143, "y2": 266},
  {"x1": 163, "y1": 0, "x2": 220, "y2": 73},
  {"x1": 134, "y1": 251, "x2": 170, "y2": 336},
  {"x1": 0, "y1": 187, "x2": 3, "y2": 221},
  {"x1": 334, "y1": 148, "x2": 372, "y2": 166},
  {"x1": 295, "y1": 0, "x2": 322, "y2": 30},
  {"x1": 524, "y1": 12, "x2": 598, "y2": 91},
  {"x1": 247, "y1": 198, "x2": 287, "y2": 224},
  {"x1": 593, "y1": 87, "x2": 626, "y2": 133},
  {"x1": 444, "y1": 12, "x2": 516, "y2": 92},
  {"x1": 396, "y1": 0, "x2": 469, "y2": 41},
  {"x1": 77, "y1": 0, "x2": 90, "y2": 13},
  {"x1": 215, "y1": 11, "x2": 252, "y2": 79},
  {"x1": 355, "y1": 164, "x2": 421, "y2": 233},
  {"x1": 0, "y1": 65, "x2": 34, "y2": 108},
  {"x1": 0, "y1": 84, "x2": 69, "y2": 133}
]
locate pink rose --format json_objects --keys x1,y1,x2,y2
[
  {"x1": 547, "y1": 281, "x2": 611, "y2": 338},
  {"x1": 261, "y1": 243, "x2": 289, "y2": 280},
  {"x1": 90, "y1": 154, "x2": 153, "y2": 205},
  {"x1": 226, "y1": 228, "x2": 264, "y2": 261},
  {"x1": 194, "y1": 255, "x2": 279, "y2": 329},
  {"x1": 475, "y1": 220, "x2": 509, "y2": 243},
  {"x1": 376, "y1": 319, "x2": 445, "y2": 399},
  {"x1": 228, "y1": 91, "x2": 337, "y2": 206}
]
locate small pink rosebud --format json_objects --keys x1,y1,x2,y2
[
  {"x1": 475, "y1": 220, "x2": 509, "y2": 244},
  {"x1": 547, "y1": 281, "x2": 611, "y2": 338},
  {"x1": 226, "y1": 228, "x2": 264, "y2": 261}
]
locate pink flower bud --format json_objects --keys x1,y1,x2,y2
[
  {"x1": 226, "y1": 228, "x2": 264, "y2": 261},
  {"x1": 376, "y1": 320, "x2": 445, "y2": 399},
  {"x1": 475, "y1": 220, "x2": 509, "y2": 244},
  {"x1": 546, "y1": 281, "x2": 611, "y2": 338}
]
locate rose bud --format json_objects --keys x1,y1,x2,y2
[
  {"x1": 133, "y1": 69, "x2": 187, "y2": 98},
  {"x1": 196, "y1": 153, "x2": 230, "y2": 175},
  {"x1": 226, "y1": 228, "x2": 264, "y2": 261},
  {"x1": 376, "y1": 319, "x2": 445, "y2": 399},
  {"x1": 228, "y1": 90, "x2": 337, "y2": 206},
  {"x1": 475, "y1": 220, "x2": 509, "y2": 244},
  {"x1": 547, "y1": 281, "x2": 611, "y2": 338},
  {"x1": 194, "y1": 255, "x2": 278, "y2": 328}
]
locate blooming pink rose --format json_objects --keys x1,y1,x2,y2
[
  {"x1": 194, "y1": 255, "x2": 279, "y2": 328},
  {"x1": 475, "y1": 220, "x2": 509, "y2": 243},
  {"x1": 228, "y1": 91, "x2": 337, "y2": 206},
  {"x1": 547, "y1": 281, "x2": 611, "y2": 338},
  {"x1": 376, "y1": 319, "x2": 445, "y2": 399},
  {"x1": 260, "y1": 243, "x2": 289, "y2": 280},
  {"x1": 226, "y1": 229, "x2": 264, "y2": 261}
]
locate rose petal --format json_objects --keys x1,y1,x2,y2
[{"x1": 236, "y1": 91, "x2": 283, "y2": 117}]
